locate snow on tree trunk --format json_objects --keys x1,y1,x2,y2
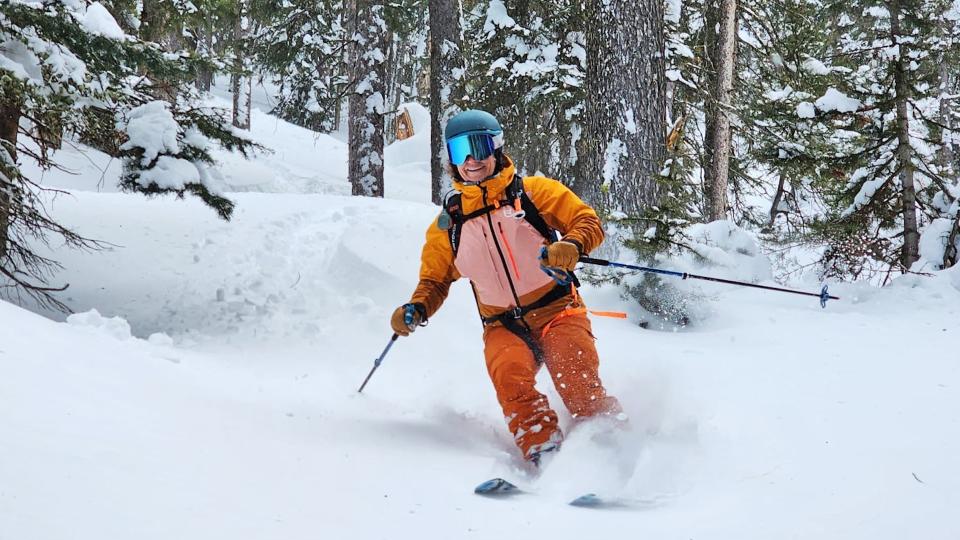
[
  {"x1": 575, "y1": 0, "x2": 667, "y2": 219},
  {"x1": 232, "y1": 75, "x2": 252, "y2": 130},
  {"x1": 890, "y1": 0, "x2": 920, "y2": 270},
  {"x1": 704, "y1": 0, "x2": 736, "y2": 222},
  {"x1": 232, "y1": 0, "x2": 252, "y2": 130},
  {"x1": 348, "y1": 0, "x2": 388, "y2": 198},
  {"x1": 429, "y1": 0, "x2": 464, "y2": 205}
]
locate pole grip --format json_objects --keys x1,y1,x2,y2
[{"x1": 579, "y1": 256, "x2": 611, "y2": 266}]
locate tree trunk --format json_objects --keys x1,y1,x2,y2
[
  {"x1": 767, "y1": 172, "x2": 786, "y2": 229},
  {"x1": 890, "y1": 0, "x2": 920, "y2": 270},
  {"x1": 429, "y1": 0, "x2": 465, "y2": 205},
  {"x1": 575, "y1": 0, "x2": 667, "y2": 219},
  {"x1": 938, "y1": 61, "x2": 954, "y2": 176},
  {"x1": 232, "y1": 0, "x2": 252, "y2": 130},
  {"x1": 140, "y1": 0, "x2": 181, "y2": 102},
  {"x1": 944, "y1": 207, "x2": 960, "y2": 269},
  {"x1": 0, "y1": 99, "x2": 19, "y2": 261},
  {"x1": 196, "y1": 11, "x2": 215, "y2": 92},
  {"x1": 348, "y1": 0, "x2": 388, "y2": 197},
  {"x1": 704, "y1": 0, "x2": 736, "y2": 222}
]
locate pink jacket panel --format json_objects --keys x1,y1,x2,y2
[{"x1": 454, "y1": 206, "x2": 555, "y2": 310}]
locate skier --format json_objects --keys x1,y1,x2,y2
[{"x1": 390, "y1": 110, "x2": 623, "y2": 464}]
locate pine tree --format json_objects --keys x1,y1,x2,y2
[
  {"x1": 347, "y1": 0, "x2": 389, "y2": 197},
  {"x1": 252, "y1": 0, "x2": 351, "y2": 132},
  {"x1": 463, "y1": 0, "x2": 586, "y2": 183},
  {"x1": 703, "y1": 0, "x2": 738, "y2": 221},
  {"x1": 575, "y1": 0, "x2": 667, "y2": 220},
  {"x1": 1, "y1": 1, "x2": 259, "y2": 309}
]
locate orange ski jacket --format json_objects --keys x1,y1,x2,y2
[{"x1": 409, "y1": 158, "x2": 604, "y2": 328}]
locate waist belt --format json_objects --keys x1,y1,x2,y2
[
  {"x1": 481, "y1": 282, "x2": 574, "y2": 327},
  {"x1": 481, "y1": 282, "x2": 575, "y2": 365}
]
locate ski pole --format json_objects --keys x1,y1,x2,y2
[
  {"x1": 358, "y1": 304, "x2": 418, "y2": 393},
  {"x1": 578, "y1": 256, "x2": 840, "y2": 308}
]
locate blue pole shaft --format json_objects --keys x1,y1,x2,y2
[
  {"x1": 579, "y1": 257, "x2": 839, "y2": 303},
  {"x1": 358, "y1": 333, "x2": 399, "y2": 393}
]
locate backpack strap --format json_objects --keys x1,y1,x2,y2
[
  {"x1": 441, "y1": 175, "x2": 561, "y2": 256},
  {"x1": 508, "y1": 174, "x2": 558, "y2": 244},
  {"x1": 441, "y1": 191, "x2": 465, "y2": 256}
]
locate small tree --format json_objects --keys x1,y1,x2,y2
[{"x1": 252, "y1": 0, "x2": 352, "y2": 132}]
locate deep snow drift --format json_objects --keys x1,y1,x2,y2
[{"x1": 2, "y1": 101, "x2": 959, "y2": 540}]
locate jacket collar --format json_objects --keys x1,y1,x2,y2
[{"x1": 452, "y1": 156, "x2": 516, "y2": 210}]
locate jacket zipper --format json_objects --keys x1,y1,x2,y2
[
  {"x1": 497, "y1": 221, "x2": 523, "y2": 281},
  {"x1": 481, "y1": 185, "x2": 524, "y2": 310}
]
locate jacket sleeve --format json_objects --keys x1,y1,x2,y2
[
  {"x1": 525, "y1": 176, "x2": 605, "y2": 254},
  {"x1": 409, "y1": 215, "x2": 461, "y2": 318}
]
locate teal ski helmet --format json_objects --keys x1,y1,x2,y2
[{"x1": 444, "y1": 110, "x2": 505, "y2": 166}]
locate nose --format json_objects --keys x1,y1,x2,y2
[{"x1": 464, "y1": 155, "x2": 479, "y2": 166}]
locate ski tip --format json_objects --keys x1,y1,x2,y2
[
  {"x1": 474, "y1": 477, "x2": 519, "y2": 495},
  {"x1": 569, "y1": 493, "x2": 602, "y2": 507}
]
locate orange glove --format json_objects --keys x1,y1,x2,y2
[
  {"x1": 390, "y1": 303, "x2": 424, "y2": 336},
  {"x1": 544, "y1": 240, "x2": 581, "y2": 271}
]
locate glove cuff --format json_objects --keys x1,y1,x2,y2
[{"x1": 560, "y1": 237, "x2": 584, "y2": 255}]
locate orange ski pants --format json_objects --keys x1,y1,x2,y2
[{"x1": 482, "y1": 312, "x2": 621, "y2": 460}]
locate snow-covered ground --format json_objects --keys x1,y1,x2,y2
[{"x1": 3, "y1": 101, "x2": 960, "y2": 539}]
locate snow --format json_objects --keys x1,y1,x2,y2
[
  {"x1": 797, "y1": 102, "x2": 816, "y2": 118},
  {"x1": 0, "y1": 35, "x2": 43, "y2": 83},
  {"x1": 602, "y1": 138, "x2": 627, "y2": 188},
  {"x1": 919, "y1": 217, "x2": 959, "y2": 266},
  {"x1": 665, "y1": 0, "x2": 682, "y2": 23},
  {"x1": 80, "y1": 2, "x2": 127, "y2": 39},
  {"x1": 843, "y1": 175, "x2": 889, "y2": 217},
  {"x1": 4, "y1": 93, "x2": 960, "y2": 540},
  {"x1": 816, "y1": 87, "x2": 862, "y2": 113},
  {"x1": 137, "y1": 155, "x2": 202, "y2": 190},
  {"x1": 865, "y1": 5, "x2": 891, "y2": 18},
  {"x1": 764, "y1": 85, "x2": 794, "y2": 102},
  {"x1": 119, "y1": 101, "x2": 181, "y2": 167},
  {"x1": 623, "y1": 107, "x2": 637, "y2": 134},
  {"x1": 483, "y1": 0, "x2": 516, "y2": 35},
  {"x1": 801, "y1": 57, "x2": 831, "y2": 75}
]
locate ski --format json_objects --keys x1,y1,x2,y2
[
  {"x1": 474, "y1": 477, "x2": 522, "y2": 496},
  {"x1": 476, "y1": 478, "x2": 645, "y2": 509},
  {"x1": 569, "y1": 493, "x2": 603, "y2": 507},
  {"x1": 570, "y1": 492, "x2": 658, "y2": 509}
]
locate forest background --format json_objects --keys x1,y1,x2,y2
[{"x1": 3, "y1": 0, "x2": 960, "y2": 318}]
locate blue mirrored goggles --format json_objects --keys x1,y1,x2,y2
[{"x1": 446, "y1": 132, "x2": 501, "y2": 166}]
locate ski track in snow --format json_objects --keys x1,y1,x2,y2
[{"x1": 2, "y1": 100, "x2": 960, "y2": 540}]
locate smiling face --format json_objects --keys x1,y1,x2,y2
[{"x1": 456, "y1": 154, "x2": 497, "y2": 183}]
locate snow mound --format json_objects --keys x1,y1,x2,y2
[{"x1": 66, "y1": 308, "x2": 133, "y2": 341}]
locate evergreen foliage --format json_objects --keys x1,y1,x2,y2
[
  {"x1": 251, "y1": 0, "x2": 350, "y2": 131},
  {"x1": 1, "y1": 0, "x2": 259, "y2": 308},
  {"x1": 463, "y1": 0, "x2": 586, "y2": 181}
]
